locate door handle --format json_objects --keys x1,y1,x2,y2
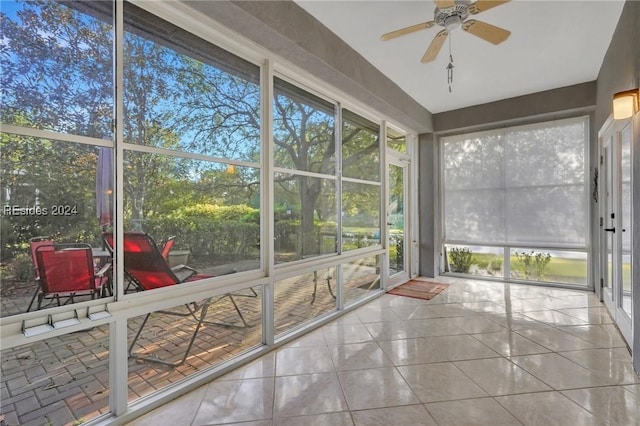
[{"x1": 604, "y1": 227, "x2": 616, "y2": 233}]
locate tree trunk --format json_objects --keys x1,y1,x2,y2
[{"x1": 298, "y1": 175, "x2": 320, "y2": 257}]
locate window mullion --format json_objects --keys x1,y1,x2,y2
[
  {"x1": 110, "y1": 0, "x2": 128, "y2": 417},
  {"x1": 263, "y1": 59, "x2": 275, "y2": 346},
  {"x1": 336, "y1": 104, "x2": 344, "y2": 310}
]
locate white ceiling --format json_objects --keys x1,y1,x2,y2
[{"x1": 295, "y1": 0, "x2": 625, "y2": 114}]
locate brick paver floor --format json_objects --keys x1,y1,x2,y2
[{"x1": 1, "y1": 269, "x2": 377, "y2": 425}]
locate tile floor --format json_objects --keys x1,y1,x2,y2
[{"x1": 129, "y1": 277, "x2": 639, "y2": 426}]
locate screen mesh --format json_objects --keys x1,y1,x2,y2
[{"x1": 442, "y1": 117, "x2": 588, "y2": 247}]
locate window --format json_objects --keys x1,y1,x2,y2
[
  {"x1": 273, "y1": 78, "x2": 337, "y2": 262},
  {"x1": 342, "y1": 110, "x2": 380, "y2": 181},
  {"x1": 1, "y1": 1, "x2": 399, "y2": 423},
  {"x1": 387, "y1": 127, "x2": 407, "y2": 154},
  {"x1": 341, "y1": 109, "x2": 381, "y2": 251},
  {"x1": 1, "y1": 0, "x2": 114, "y2": 316},
  {"x1": 442, "y1": 117, "x2": 589, "y2": 285},
  {"x1": 0, "y1": 1, "x2": 114, "y2": 137},
  {"x1": 122, "y1": 3, "x2": 261, "y2": 279}
]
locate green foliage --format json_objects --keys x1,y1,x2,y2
[
  {"x1": 274, "y1": 219, "x2": 339, "y2": 256},
  {"x1": 472, "y1": 255, "x2": 489, "y2": 270},
  {"x1": 470, "y1": 255, "x2": 503, "y2": 274},
  {"x1": 145, "y1": 203, "x2": 260, "y2": 263},
  {"x1": 169, "y1": 203, "x2": 257, "y2": 221},
  {"x1": 5, "y1": 253, "x2": 34, "y2": 282},
  {"x1": 391, "y1": 233, "x2": 404, "y2": 270},
  {"x1": 514, "y1": 250, "x2": 552, "y2": 279},
  {"x1": 449, "y1": 247, "x2": 473, "y2": 273},
  {"x1": 1, "y1": 132, "x2": 103, "y2": 260},
  {"x1": 1, "y1": 1, "x2": 383, "y2": 271}
]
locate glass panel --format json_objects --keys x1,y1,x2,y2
[
  {"x1": 510, "y1": 248, "x2": 587, "y2": 285},
  {"x1": 604, "y1": 143, "x2": 614, "y2": 293},
  {"x1": 443, "y1": 133, "x2": 505, "y2": 243},
  {"x1": 444, "y1": 190, "x2": 506, "y2": 242},
  {"x1": 445, "y1": 244, "x2": 503, "y2": 278},
  {"x1": 342, "y1": 109, "x2": 380, "y2": 181},
  {"x1": 344, "y1": 256, "x2": 381, "y2": 306},
  {"x1": 1, "y1": 135, "x2": 113, "y2": 316},
  {"x1": 505, "y1": 120, "x2": 585, "y2": 186},
  {"x1": 506, "y1": 185, "x2": 587, "y2": 245},
  {"x1": 274, "y1": 173, "x2": 336, "y2": 263},
  {"x1": 122, "y1": 151, "x2": 260, "y2": 282},
  {"x1": 123, "y1": 2, "x2": 260, "y2": 161},
  {"x1": 1, "y1": 0, "x2": 114, "y2": 137},
  {"x1": 504, "y1": 119, "x2": 587, "y2": 246},
  {"x1": 275, "y1": 268, "x2": 337, "y2": 335},
  {"x1": 128, "y1": 285, "x2": 262, "y2": 401},
  {"x1": 273, "y1": 78, "x2": 336, "y2": 174},
  {"x1": 1, "y1": 325, "x2": 110, "y2": 425},
  {"x1": 388, "y1": 164, "x2": 404, "y2": 275},
  {"x1": 386, "y1": 128, "x2": 407, "y2": 153},
  {"x1": 620, "y1": 125, "x2": 632, "y2": 316},
  {"x1": 443, "y1": 133, "x2": 504, "y2": 190},
  {"x1": 342, "y1": 182, "x2": 380, "y2": 252}
]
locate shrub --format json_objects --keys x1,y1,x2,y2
[
  {"x1": 5, "y1": 253, "x2": 34, "y2": 282},
  {"x1": 449, "y1": 247, "x2": 473, "y2": 273},
  {"x1": 514, "y1": 250, "x2": 551, "y2": 279},
  {"x1": 143, "y1": 203, "x2": 261, "y2": 264}
]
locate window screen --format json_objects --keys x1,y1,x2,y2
[{"x1": 442, "y1": 117, "x2": 588, "y2": 247}]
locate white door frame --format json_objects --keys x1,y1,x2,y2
[
  {"x1": 386, "y1": 156, "x2": 411, "y2": 287},
  {"x1": 598, "y1": 115, "x2": 633, "y2": 346}
]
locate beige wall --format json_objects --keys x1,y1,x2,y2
[
  {"x1": 433, "y1": 81, "x2": 596, "y2": 134},
  {"x1": 595, "y1": 0, "x2": 640, "y2": 130}
]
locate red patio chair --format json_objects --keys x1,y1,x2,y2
[
  {"x1": 103, "y1": 232, "x2": 246, "y2": 366},
  {"x1": 27, "y1": 236, "x2": 54, "y2": 311},
  {"x1": 30, "y1": 243, "x2": 110, "y2": 311}
]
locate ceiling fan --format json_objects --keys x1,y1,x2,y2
[{"x1": 381, "y1": 0, "x2": 511, "y2": 63}]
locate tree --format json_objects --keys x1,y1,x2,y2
[
  {"x1": 1, "y1": 1, "x2": 114, "y2": 254},
  {"x1": 1, "y1": 0, "x2": 381, "y2": 262},
  {"x1": 0, "y1": 0, "x2": 113, "y2": 138},
  {"x1": 273, "y1": 87, "x2": 336, "y2": 255}
]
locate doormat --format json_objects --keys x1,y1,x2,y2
[{"x1": 387, "y1": 280, "x2": 449, "y2": 300}]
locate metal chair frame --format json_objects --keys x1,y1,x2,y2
[
  {"x1": 103, "y1": 232, "x2": 247, "y2": 367},
  {"x1": 29, "y1": 243, "x2": 110, "y2": 311}
]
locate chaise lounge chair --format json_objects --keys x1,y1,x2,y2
[{"x1": 103, "y1": 232, "x2": 247, "y2": 366}]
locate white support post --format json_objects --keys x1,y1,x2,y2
[{"x1": 262, "y1": 59, "x2": 275, "y2": 346}]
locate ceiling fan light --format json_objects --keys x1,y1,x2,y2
[
  {"x1": 612, "y1": 89, "x2": 639, "y2": 120},
  {"x1": 444, "y1": 15, "x2": 462, "y2": 31}
]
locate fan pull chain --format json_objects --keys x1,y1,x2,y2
[{"x1": 447, "y1": 31, "x2": 454, "y2": 93}]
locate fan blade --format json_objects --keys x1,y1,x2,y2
[
  {"x1": 421, "y1": 30, "x2": 448, "y2": 63},
  {"x1": 381, "y1": 21, "x2": 436, "y2": 41},
  {"x1": 462, "y1": 19, "x2": 510, "y2": 44},
  {"x1": 468, "y1": 0, "x2": 510, "y2": 15},
  {"x1": 434, "y1": 0, "x2": 456, "y2": 9}
]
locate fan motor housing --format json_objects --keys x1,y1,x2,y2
[{"x1": 434, "y1": 4, "x2": 469, "y2": 28}]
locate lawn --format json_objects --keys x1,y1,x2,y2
[{"x1": 454, "y1": 251, "x2": 589, "y2": 285}]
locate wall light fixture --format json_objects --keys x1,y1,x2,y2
[{"x1": 612, "y1": 89, "x2": 639, "y2": 120}]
